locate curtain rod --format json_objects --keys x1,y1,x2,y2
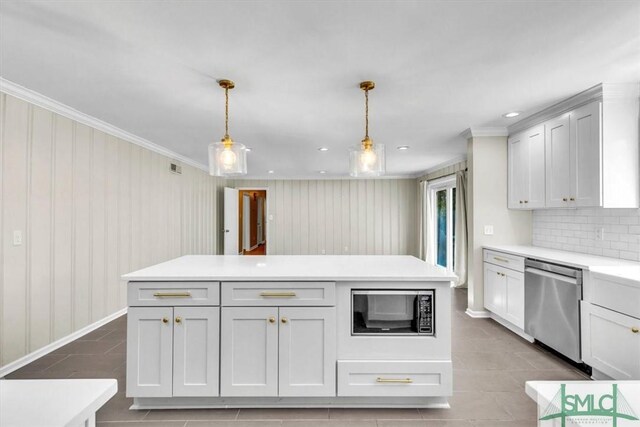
[{"x1": 419, "y1": 167, "x2": 467, "y2": 183}]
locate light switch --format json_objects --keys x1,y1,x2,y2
[
  {"x1": 13, "y1": 230, "x2": 22, "y2": 246},
  {"x1": 596, "y1": 227, "x2": 604, "y2": 241},
  {"x1": 268, "y1": 214, "x2": 274, "y2": 221},
  {"x1": 484, "y1": 225, "x2": 494, "y2": 236}
]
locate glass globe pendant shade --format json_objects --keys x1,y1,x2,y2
[
  {"x1": 208, "y1": 137, "x2": 247, "y2": 176},
  {"x1": 349, "y1": 141, "x2": 385, "y2": 177}
]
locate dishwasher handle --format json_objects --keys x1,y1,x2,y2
[{"x1": 525, "y1": 267, "x2": 580, "y2": 285}]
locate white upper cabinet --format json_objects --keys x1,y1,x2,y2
[
  {"x1": 508, "y1": 125, "x2": 545, "y2": 209},
  {"x1": 508, "y1": 83, "x2": 639, "y2": 210},
  {"x1": 545, "y1": 115, "x2": 572, "y2": 208}
]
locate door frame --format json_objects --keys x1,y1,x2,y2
[{"x1": 237, "y1": 187, "x2": 269, "y2": 255}]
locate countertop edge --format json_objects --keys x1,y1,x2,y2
[{"x1": 122, "y1": 276, "x2": 456, "y2": 282}]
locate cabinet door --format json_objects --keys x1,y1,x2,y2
[
  {"x1": 572, "y1": 101, "x2": 602, "y2": 207},
  {"x1": 484, "y1": 263, "x2": 506, "y2": 316},
  {"x1": 220, "y1": 307, "x2": 279, "y2": 396},
  {"x1": 508, "y1": 132, "x2": 528, "y2": 209},
  {"x1": 581, "y1": 302, "x2": 640, "y2": 380},
  {"x1": 126, "y1": 307, "x2": 173, "y2": 397},
  {"x1": 527, "y1": 125, "x2": 546, "y2": 209},
  {"x1": 545, "y1": 115, "x2": 572, "y2": 208},
  {"x1": 278, "y1": 307, "x2": 336, "y2": 397},
  {"x1": 503, "y1": 269, "x2": 525, "y2": 330},
  {"x1": 173, "y1": 307, "x2": 220, "y2": 397}
]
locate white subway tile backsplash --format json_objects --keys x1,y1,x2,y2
[{"x1": 533, "y1": 208, "x2": 640, "y2": 261}]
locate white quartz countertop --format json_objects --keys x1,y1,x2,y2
[
  {"x1": 484, "y1": 245, "x2": 640, "y2": 270},
  {"x1": 122, "y1": 255, "x2": 456, "y2": 282}
]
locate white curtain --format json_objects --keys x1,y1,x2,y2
[
  {"x1": 454, "y1": 170, "x2": 468, "y2": 287},
  {"x1": 418, "y1": 180, "x2": 436, "y2": 264}
]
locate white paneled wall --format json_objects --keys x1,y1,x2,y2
[
  {"x1": 228, "y1": 179, "x2": 418, "y2": 256},
  {"x1": 0, "y1": 93, "x2": 224, "y2": 368},
  {"x1": 533, "y1": 208, "x2": 640, "y2": 261}
]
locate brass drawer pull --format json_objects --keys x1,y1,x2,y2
[
  {"x1": 376, "y1": 377, "x2": 413, "y2": 384},
  {"x1": 281, "y1": 317, "x2": 289, "y2": 324},
  {"x1": 268, "y1": 316, "x2": 276, "y2": 323},
  {"x1": 175, "y1": 317, "x2": 182, "y2": 324},
  {"x1": 493, "y1": 257, "x2": 510, "y2": 263},
  {"x1": 162, "y1": 317, "x2": 169, "y2": 324},
  {"x1": 632, "y1": 327, "x2": 639, "y2": 333},
  {"x1": 260, "y1": 291, "x2": 297, "y2": 298},
  {"x1": 153, "y1": 292, "x2": 192, "y2": 298}
]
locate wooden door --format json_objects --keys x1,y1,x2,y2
[
  {"x1": 173, "y1": 307, "x2": 220, "y2": 397},
  {"x1": 572, "y1": 101, "x2": 602, "y2": 207},
  {"x1": 220, "y1": 307, "x2": 279, "y2": 396},
  {"x1": 278, "y1": 307, "x2": 336, "y2": 397},
  {"x1": 545, "y1": 115, "x2": 572, "y2": 208},
  {"x1": 126, "y1": 307, "x2": 173, "y2": 397},
  {"x1": 224, "y1": 187, "x2": 239, "y2": 255}
]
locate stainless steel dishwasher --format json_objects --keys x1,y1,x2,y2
[{"x1": 524, "y1": 259, "x2": 583, "y2": 363}]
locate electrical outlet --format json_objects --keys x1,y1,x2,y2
[
  {"x1": 321, "y1": 249, "x2": 326, "y2": 255},
  {"x1": 13, "y1": 230, "x2": 22, "y2": 246},
  {"x1": 596, "y1": 227, "x2": 605, "y2": 241},
  {"x1": 484, "y1": 225, "x2": 494, "y2": 236}
]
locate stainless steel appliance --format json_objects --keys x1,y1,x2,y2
[
  {"x1": 351, "y1": 290, "x2": 435, "y2": 336},
  {"x1": 524, "y1": 259, "x2": 583, "y2": 363}
]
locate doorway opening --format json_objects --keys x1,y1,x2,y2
[{"x1": 238, "y1": 189, "x2": 267, "y2": 255}]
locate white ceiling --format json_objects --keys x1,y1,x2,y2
[{"x1": 1, "y1": 1, "x2": 639, "y2": 178}]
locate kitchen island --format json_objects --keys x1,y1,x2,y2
[{"x1": 123, "y1": 255, "x2": 454, "y2": 409}]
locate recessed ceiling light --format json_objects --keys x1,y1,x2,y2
[
  {"x1": 245, "y1": 147, "x2": 252, "y2": 152},
  {"x1": 397, "y1": 145, "x2": 410, "y2": 150},
  {"x1": 318, "y1": 147, "x2": 329, "y2": 152},
  {"x1": 319, "y1": 170, "x2": 327, "y2": 174},
  {"x1": 503, "y1": 111, "x2": 521, "y2": 118},
  {"x1": 268, "y1": 170, "x2": 275, "y2": 174}
]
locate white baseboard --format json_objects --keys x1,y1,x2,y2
[
  {"x1": 489, "y1": 313, "x2": 534, "y2": 343},
  {"x1": 465, "y1": 308, "x2": 491, "y2": 318},
  {"x1": 0, "y1": 308, "x2": 127, "y2": 378}
]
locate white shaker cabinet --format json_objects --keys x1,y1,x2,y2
[
  {"x1": 483, "y1": 250, "x2": 525, "y2": 330},
  {"x1": 220, "y1": 307, "x2": 279, "y2": 397},
  {"x1": 581, "y1": 301, "x2": 640, "y2": 380},
  {"x1": 508, "y1": 126, "x2": 545, "y2": 209},
  {"x1": 279, "y1": 307, "x2": 336, "y2": 397},
  {"x1": 220, "y1": 306, "x2": 337, "y2": 397},
  {"x1": 173, "y1": 306, "x2": 220, "y2": 397},
  {"x1": 572, "y1": 101, "x2": 602, "y2": 207},
  {"x1": 544, "y1": 115, "x2": 572, "y2": 208},
  {"x1": 127, "y1": 307, "x2": 174, "y2": 397}
]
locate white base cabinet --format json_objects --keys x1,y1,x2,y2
[
  {"x1": 127, "y1": 306, "x2": 220, "y2": 397},
  {"x1": 483, "y1": 250, "x2": 525, "y2": 330},
  {"x1": 581, "y1": 301, "x2": 640, "y2": 380}
]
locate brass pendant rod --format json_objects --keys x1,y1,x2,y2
[
  {"x1": 364, "y1": 88, "x2": 369, "y2": 139},
  {"x1": 224, "y1": 87, "x2": 229, "y2": 138}
]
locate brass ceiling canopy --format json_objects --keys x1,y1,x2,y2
[
  {"x1": 218, "y1": 79, "x2": 235, "y2": 90},
  {"x1": 359, "y1": 81, "x2": 375, "y2": 91}
]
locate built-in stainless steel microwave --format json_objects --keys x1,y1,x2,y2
[{"x1": 351, "y1": 290, "x2": 435, "y2": 336}]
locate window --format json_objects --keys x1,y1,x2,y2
[{"x1": 428, "y1": 176, "x2": 456, "y2": 270}]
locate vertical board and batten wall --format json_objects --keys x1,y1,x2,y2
[
  {"x1": 228, "y1": 179, "x2": 418, "y2": 256},
  {"x1": 0, "y1": 92, "x2": 224, "y2": 368}
]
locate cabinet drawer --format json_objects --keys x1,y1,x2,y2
[
  {"x1": 590, "y1": 273, "x2": 640, "y2": 319},
  {"x1": 128, "y1": 282, "x2": 220, "y2": 306},
  {"x1": 337, "y1": 360, "x2": 452, "y2": 397},
  {"x1": 484, "y1": 250, "x2": 524, "y2": 272},
  {"x1": 581, "y1": 301, "x2": 640, "y2": 380},
  {"x1": 221, "y1": 282, "x2": 335, "y2": 306}
]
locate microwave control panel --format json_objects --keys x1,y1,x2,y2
[{"x1": 415, "y1": 291, "x2": 435, "y2": 336}]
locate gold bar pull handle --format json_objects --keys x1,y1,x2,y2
[
  {"x1": 259, "y1": 291, "x2": 297, "y2": 298},
  {"x1": 153, "y1": 292, "x2": 192, "y2": 298},
  {"x1": 493, "y1": 257, "x2": 509, "y2": 263},
  {"x1": 376, "y1": 377, "x2": 413, "y2": 384},
  {"x1": 632, "y1": 327, "x2": 639, "y2": 333}
]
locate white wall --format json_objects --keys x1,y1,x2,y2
[
  {"x1": 228, "y1": 179, "x2": 418, "y2": 256},
  {"x1": 0, "y1": 92, "x2": 224, "y2": 369},
  {"x1": 533, "y1": 208, "x2": 640, "y2": 261},
  {"x1": 467, "y1": 135, "x2": 532, "y2": 313}
]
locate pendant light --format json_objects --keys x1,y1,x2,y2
[
  {"x1": 349, "y1": 81, "x2": 385, "y2": 177},
  {"x1": 208, "y1": 79, "x2": 247, "y2": 176}
]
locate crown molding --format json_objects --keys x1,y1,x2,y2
[
  {"x1": 0, "y1": 77, "x2": 208, "y2": 172},
  {"x1": 459, "y1": 127, "x2": 508, "y2": 140},
  {"x1": 507, "y1": 82, "x2": 639, "y2": 135}
]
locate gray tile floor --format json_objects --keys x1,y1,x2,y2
[{"x1": 6, "y1": 289, "x2": 589, "y2": 426}]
